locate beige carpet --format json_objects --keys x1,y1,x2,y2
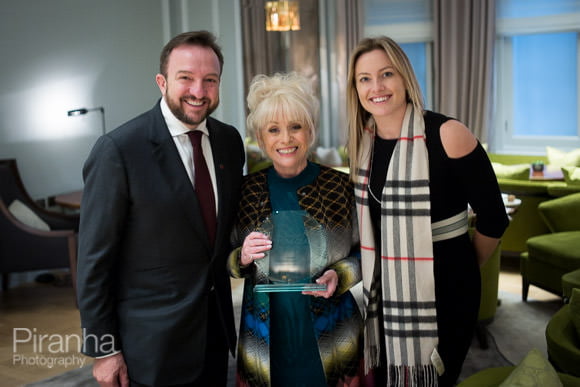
[
  {"x1": 10, "y1": 274, "x2": 561, "y2": 387},
  {"x1": 23, "y1": 278, "x2": 564, "y2": 386},
  {"x1": 487, "y1": 290, "x2": 563, "y2": 364}
]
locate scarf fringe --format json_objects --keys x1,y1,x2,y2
[
  {"x1": 387, "y1": 364, "x2": 439, "y2": 387},
  {"x1": 363, "y1": 263, "x2": 383, "y2": 373},
  {"x1": 363, "y1": 319, "x2": 380, "y2": 373}
]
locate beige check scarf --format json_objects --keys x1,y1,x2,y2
[{"x1": 354, "y1": 104, "x2": 440, "y2": 385}]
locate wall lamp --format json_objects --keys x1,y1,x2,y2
[{"x1": 67, "y1": 106, "x2": 106, "y2": 136}]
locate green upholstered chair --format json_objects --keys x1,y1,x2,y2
[
  {"x1": 501, "y1": 194, "x2": 551, "y2": 256},
  {"x1": 466, "y1": 225, "x2": 502, "y2": 348},
  {"x1": 475, "y1": 240, "x2": 502, "y2": 348},
  {"x1": 563, "y1": 269, "x2": 580, "y2": 302},
  {"x1": 458, "y1": 366, "x2": 580, "y2": 386},
  {"x1": 521, "y1": 193, "x2": 580, "y2": 300},
  {"x1": 545, "y1": 298, "x2": 580, "y2": 377},
  {"x1": 479, "y1": 241, "x2": 502, "y2": 322}
]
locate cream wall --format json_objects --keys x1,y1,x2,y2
[{"x1": 0, "y1": 0, "x2": 244, "y2": 200}]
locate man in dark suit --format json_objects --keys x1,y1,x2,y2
[{"x1": 76, "y1": 30, "x2": 245, "y2": 387}]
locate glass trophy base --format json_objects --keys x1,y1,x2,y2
[{"x1": 254, "y1": 283, "x2": 327, "y2": 293}]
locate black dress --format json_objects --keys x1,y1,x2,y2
[{"x1": 368, "y1": 111, "x2": 509, "y2": 386}]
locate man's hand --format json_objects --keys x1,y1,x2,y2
[{"x1": 93, "y1": 352, "x2": 129, "y2": 387}]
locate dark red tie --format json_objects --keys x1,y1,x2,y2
[{"x1": 187, "y1": 131, "x2": 216, "y2": 246}]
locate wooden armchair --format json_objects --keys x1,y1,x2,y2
[
  {"x1": 0, "y1": 159, "x2": 79, "y2": 231},
  {"x1": 0, "y1": 159, "x2": 79, "y2": 297}
]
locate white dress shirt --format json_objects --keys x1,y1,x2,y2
[{"x1": 160, "y1": 98, "x2": 218, "y2": 215}]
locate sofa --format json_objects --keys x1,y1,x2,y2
[{"x1": 487, "y1": 150, "x2": 580, "y2": 256}]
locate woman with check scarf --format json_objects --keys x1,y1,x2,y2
[{"x1": 345, "y1": 36, "x2": 509, "y2": 386}]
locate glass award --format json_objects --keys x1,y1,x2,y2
[{"x1": 253, "y1": 210, "x2": 328, "y2": 293}]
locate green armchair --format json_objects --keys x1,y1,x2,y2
[
  {"x1": 545, "y1": 299, "x2": 580, "y2": 377},
  {"x1": 458, "y1": 366, "x2": 580, "y2": 386},
  {"x1": 475, "y1": 240, "x2": 502, "y2": 349},
  {"x1": 520, "y1": 193, "x2": 580, "y2": 300}
]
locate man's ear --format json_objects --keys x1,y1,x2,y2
[{"x1": 155, "y1": 74, "x2": 167, "y2": 95}]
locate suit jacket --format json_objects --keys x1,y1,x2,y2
[{"x1": 77, "y1": 100, "x2": 244, "y2": 386}]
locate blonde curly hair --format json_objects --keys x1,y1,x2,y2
[{"x1": 246, "y1": 72, "x2": 319, "y2": 150}]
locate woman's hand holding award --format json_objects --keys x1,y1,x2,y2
[{"x1": 253, "y1": 210, "x2": 328, "y2": 293}]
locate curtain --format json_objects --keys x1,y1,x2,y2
[
  {"x1": 240, "y1": 0, "x2": 270, "y2": 98},
  {"x1": 239, "y1": 0, "x2": 363, "y2": 147},
  {"x1": 331, "y1": 0, "x2": 364, "y2": 146},
  {"x1": 433, "y1": 0, "x2": 496, "y2": 141},
  {"x1": 240, "y1": 0, "x2": 320, "y2": 119}
]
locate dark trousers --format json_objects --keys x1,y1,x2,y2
[{"x1": 130, "y1": 294, "x2": 229, "y2": 387}]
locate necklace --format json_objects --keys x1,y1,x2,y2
[
  {"x1": 368, "y1": 134, "x2": 398, "y2": 204},
  {"x1": 368, "y1": 185, "x2": 382, "y2": 204},
  {"x1": 367, "y1": 138, "x2": 383, "y2": 204}
]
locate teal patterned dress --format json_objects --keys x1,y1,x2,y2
[{"x1": 228, "y1": 163, "x2": 363, "y2": 387}]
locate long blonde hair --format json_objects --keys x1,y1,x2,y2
[{"x1": 346, "y1": 36, "x2": 424, "y2": 179}]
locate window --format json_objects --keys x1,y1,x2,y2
[
  {"x1": 363, "y1": 0, "x2": 433, "y2": 108},
  {"x1": 400, "y1": 42, "x2": 431, "y2": 108},
  {"x1": 493, "y1": 0, "x2": 580, "y2": 154},
  {"x1": 512, "y1": 33, "x2": 577, "y2": 138}
]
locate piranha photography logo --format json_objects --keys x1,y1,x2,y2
[{"x1": 12, "y1": 328, "x2": 114, "y2": 369}]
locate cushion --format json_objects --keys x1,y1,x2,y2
[
  {"x1": 492, "y1": 162, "x2": 530, "y2": 180},
  {"x1": 546, "y1": 146, "x2": 580, "y2": 168},
  {"x1": 499, "y1": 348, "x2": 562, "y2": 387},
  {"x1": 561, "y1": 166, "x2": 580, "y2": 185},
  {"x1": 8, "y1": 199, "x2": 50, "y2": 231},
  {"x1": 569, "y1": 288, "x2": 580, "y2": 339}
]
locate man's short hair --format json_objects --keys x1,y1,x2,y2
[{"x1": 159, "y1": 30, "x2": 224, "y2": 77}]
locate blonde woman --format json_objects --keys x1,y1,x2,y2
[{"x1": 346, "y1": 36, "x2": 509, "y2": 386}]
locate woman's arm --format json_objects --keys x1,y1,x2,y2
[
  {"x1": 440, "y1": 119, "x2": 478, "y2": 158},
  {"x1": 472, "y1": 230, "x2": 500, "y2": 266},
  {"x1": 440, "y1": 119, "x2": 508, "y2": 266}
]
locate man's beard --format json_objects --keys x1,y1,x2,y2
[{"x1": 166, "y1": 95, "x2": 219, "y2": 127}]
